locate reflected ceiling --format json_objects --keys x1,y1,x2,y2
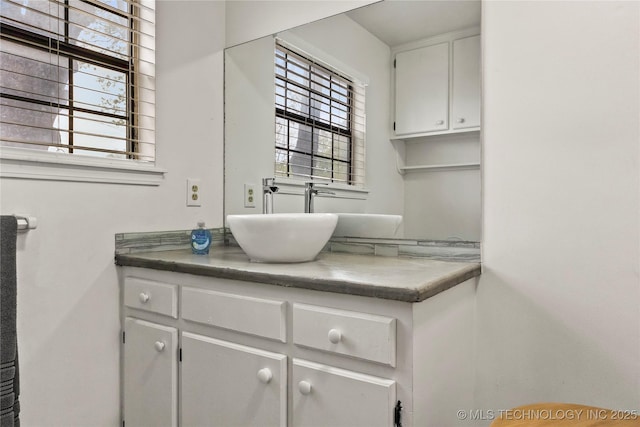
[{"x1": 346, "y1": 0, "x2": 480, "y2": 47}]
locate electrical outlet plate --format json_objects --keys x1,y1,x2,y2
[
  {"x1": 187, "y1": 178, "x2": 201, "y2": 207},
  {"x1": 244, "y1": 183, "x2": 256, "y2": 208}
]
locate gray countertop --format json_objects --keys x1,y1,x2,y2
[{"x1": 115, "y1": 247, "x2": 481, "y2": 303}]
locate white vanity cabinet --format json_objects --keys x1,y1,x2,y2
[
  {"x1": 123, "y1": 318, "x2": 178, "y2": 427},
  {"x1": 120, "y1": 267, "x2": 476, "y2": 427},
  {"x1": 393, "y1": 29, "x2": 480, "y2": 138},
  {"x1": 181, "y1": 332, "x2": 287, "y2": 427},
  {"x1": 122, "y1": 278, "x2": 179, "y2": 427},
  {"x1": 292, "y1": 358, "x2": 396, "y2": 427}
]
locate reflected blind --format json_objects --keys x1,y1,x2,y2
[
  {"x1": 0, "y1": 0, "x2": 155, "y2": 161},
  {"x1": 275, "y1": 40, "x2": 365, "y2": 186}
]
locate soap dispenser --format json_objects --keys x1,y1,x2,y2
[{"x1": 191, "y1": 221, "x2": 212, "y2": 255}]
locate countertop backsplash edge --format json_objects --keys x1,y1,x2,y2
[{"x1": 115, "y1": 227, "x2": 480, "y2": 262}]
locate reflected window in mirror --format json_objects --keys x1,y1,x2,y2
[{"x1": 274, "y1": 41, "x2": 365, "y2": 187}]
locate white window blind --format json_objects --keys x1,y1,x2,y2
[
  {"x1": 0, "y1": 0, "x2": 155, "y2": 162},
  {"x1": 275, "y1": 40, "x2": 365, "y2": 187}
]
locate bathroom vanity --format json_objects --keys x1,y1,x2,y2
[{"x1": 116, "y1": 247, "x2": 480, "y2": 427}]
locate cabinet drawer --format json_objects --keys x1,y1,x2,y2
[
  {"x1": 182, "y1": 287, "x2": 286, "y2": 342},
  {"x1": 124, "y1": 277, "x2": 178, "y2": 318},
  {"x1": 292, "y1": 303, "x2": 396, "y2": 366}
]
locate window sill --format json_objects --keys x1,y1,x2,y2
[
  {"x1": 0, "y1": 147, "x2": 166, "y2": 186},
  {"x1": 273, "y1": 177, "x2": 369, "y2": 200}
]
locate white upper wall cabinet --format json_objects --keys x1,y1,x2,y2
[
  {"x1": 393, "y1": 29, "x2": 481, "y2": 139},
  {"x1": 452, "y1": 35, "x2": 481, "y2": 130},
  {"x1": 395, "y1": 42, "x2": 449, "y2": 135}
]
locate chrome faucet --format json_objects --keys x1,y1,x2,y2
[
  {"x1": 304, "y1": 182, "x2": 335, "y2": 213},
  {"x1": 262, "y1": 178, "x2": 279, "y2": 214}
]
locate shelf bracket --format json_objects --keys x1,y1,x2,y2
[{"x1": 390, "y1": 140, "x2": 406, "y2": 176}]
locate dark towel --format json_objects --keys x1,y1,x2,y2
[{"x1": 1, "y1": 216, "x2": 19, "y2": 427}]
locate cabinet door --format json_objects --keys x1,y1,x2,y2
[
  {"x1": 452, "y1": 35, "x2": 481, "y2": 129},
  {"x1": 395, "y1": 42, "x2": 449, "y2": 135},
  {"x1": 292, "y1": 359, "x2": 396, "y2": 427},
  {"x1": 181, "y1": 332, "x2": 287, "y2": 427},
  {"x1": 123, "y1": 318, "x2": 177, "y2": 427}
]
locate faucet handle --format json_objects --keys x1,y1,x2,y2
[
  {"x1": 316, "y1": 189, "x2": 336, "y2": 196},
  {"x1": 305, "y1": 181, "x2": 330, "y2": 188},
  {"x1": 263, "y1": 178, "x2": 279, "y2": 193},
  {"x1": 305, "y1": 181, "x2": 334, "y2": 195}
]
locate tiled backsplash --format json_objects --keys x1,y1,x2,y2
[
  {"x1": 115, "y1": 228, "x2": 226, "y2": 254},
  {"x1": 116, "y1": 228, "x2": 480, "y2": 262},
  {"x1": 329, "y1": 237, "x2": 479, "y2": 262}
]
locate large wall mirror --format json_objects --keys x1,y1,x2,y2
[{"x1": 224, "y1": 0, "x2": 481, "y2": 241}]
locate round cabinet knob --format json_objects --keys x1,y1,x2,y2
[
  {"x1": 457, "y1": 118, "x2": 466, "y2": 124},
  {"x1": 154, "y1": 341, "x2": 165, "y2": 352},
  {"x1": 298, "y1": 381, "x2": 312, "y2": 395},
  {"x1": 436, "y1": 120, "x2": 445, "y2": 125},
  {"x1": 257, "y1": 368, "x2": 272, "y2": 384},
  {"x1": 328, "y1": 329, "x2": 342, "y2": 344},
  {"x1": 139, "y1": 292, "x2": 150, "y2": 303}
]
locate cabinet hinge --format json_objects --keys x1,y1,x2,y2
[
  {"x1": 179, "y1": 348, "x2": 182, "y2": 362},
  {"x1": 122, "y1": 331, "x2": 125, "y2": 344},
  {"x1": 393, "y1": 58, "x2": 396, "y2": 68},
  {"x1": 394, "y1": 400, "x2": 402, "y2": 427}
]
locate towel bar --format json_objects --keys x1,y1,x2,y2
[{"x1": 15, "y1": 214, "x2": 37, "y2": 232}]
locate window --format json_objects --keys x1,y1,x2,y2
[
  {"x1": 275, "y1": 41, "x2": 365, "y2": 186},
  {"x1": 0, "y1": 0, "x2": 155, "y2": 162}
]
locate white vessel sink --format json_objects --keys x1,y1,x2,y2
[
  {"x1": 227, "y1": 213, "x2": 338, "y2": 263},
  {"x1": 333, "y1": 213, "x2": 403, "y2": 238}
]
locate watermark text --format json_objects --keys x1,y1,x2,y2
[{"x1": 456, "y1": 408, "x2": 639, "y2": 422}]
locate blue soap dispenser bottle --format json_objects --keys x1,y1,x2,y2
[{"x1": 191, "y1": 221, "x2": 212, "y2": 255}]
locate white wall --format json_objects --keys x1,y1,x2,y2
[
  {"x1": 225, "y1": 0, "x2": 377, "y2": 48},
  {"x1": 403, "y1": 132, "x2": 481, "y2": 240},
  {"x1": 0, "y1": 1, "x2": 225, "y2": 425},
  {"x1": 477, "y1": 0, "x2": 639, "y2": 420},
  {"x1": 224, "y1": 36, "x2": 277, "y2": 215},
  {"x1": 225, "y1": 13, "x2": 404, "y2": 218}
]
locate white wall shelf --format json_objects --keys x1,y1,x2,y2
[
  {"x1": 391, "y1": 127, "x2": 480, "y2": 142},
  {"x1": 391, "y1": 139, "x2": 480, "y2": 175},
  {"x1": 398, "y1": 163, "x2": 480, "y2": 173}
]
